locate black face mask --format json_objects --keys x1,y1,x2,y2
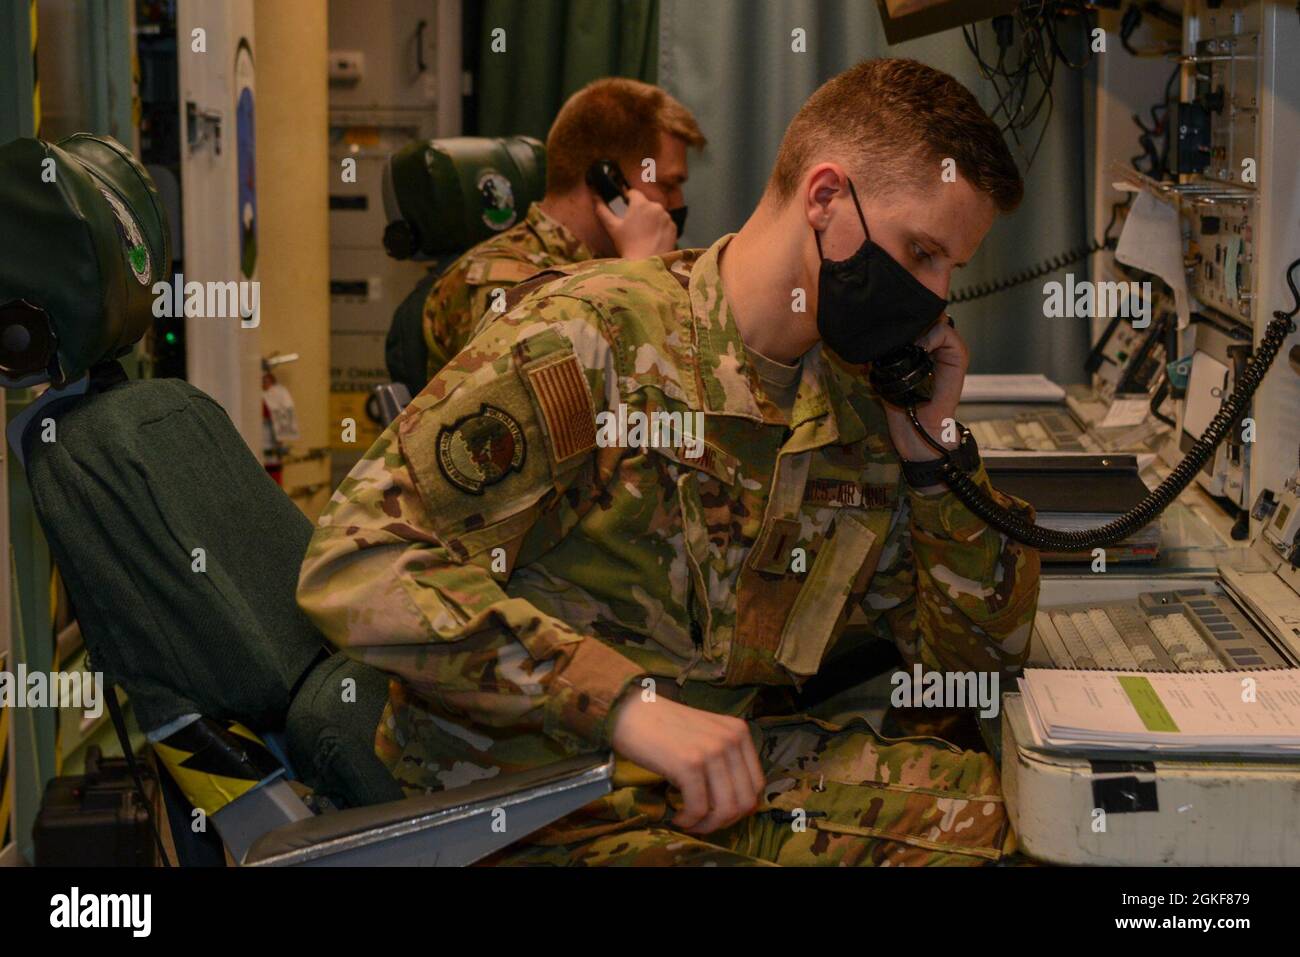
[
  {"x1": 669, "y1": 205, "x2": 688, "y2": 238},
  {"x1": 814, "y1": 179, "x2": 947, "y2": 365}
]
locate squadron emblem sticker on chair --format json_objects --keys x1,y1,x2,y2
[
  {"x1": 477, "y1": 169, "x2": 517, "y2": 231},
  {"x1": 97, "y1": 187, "x2": 152, "y2": 285}
]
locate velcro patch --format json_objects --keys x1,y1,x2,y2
[
  {"x1": 465, "y1": 257, "x2": 547, "y2": 286},
  {"x1": 804, "y1": 479, "x2": 894, "y2": 509},
  {"x1": 748, "y1": 518, "x2": 803, "y2": 574},
  {"x1": 435, "y1": 404, "x2": 526, "y2": 495},
  {"x1": 525, "y1": 353, "x2": 597, "y2": 464}
]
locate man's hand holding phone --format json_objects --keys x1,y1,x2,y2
[
  {"x1": 593, "y1": 188, "x2": 679, "y2": 260},
  {"x1": 882, "y1": 316, "x2": 969, "y2": 475}
]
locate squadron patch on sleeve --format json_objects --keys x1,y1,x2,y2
[{"x1": 436, "y1": 404, "x2": 526, "y2": 494}]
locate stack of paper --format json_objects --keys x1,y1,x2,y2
[
  {"x1": 1019, "y1": 668, "x2": 1300, "y2": 755},
  {"x1": 961, "y1": 374, "x2": 1067, "y2": 404}
]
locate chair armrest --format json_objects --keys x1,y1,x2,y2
[
  {"x1": 243, "y1": 752, "x2": 613, "y2": 867},
  {"x1": 370, "y1": 383, "x2": 412, "y2": 426}
]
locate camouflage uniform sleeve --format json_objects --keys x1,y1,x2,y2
[
  {"x1": 421, "y1": 261, "x2": 483, "y2": 377},
  {"x1": 423, "y1": 258, "x2": 544, "y2": 378},
  {"x1": 301, "y1": 295, "x2": 646, "y2": 753},
  {"x1": 862, "y1": 465, "x2": 1040, "y2": 679}
]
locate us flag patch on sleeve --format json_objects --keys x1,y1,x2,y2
[{"x1": 525, "y1": 353, "x2": 598, "y2": 464}]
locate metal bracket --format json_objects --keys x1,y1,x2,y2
[{"x1": 186, "y1": 101, "x2": 223, "y2": 155}]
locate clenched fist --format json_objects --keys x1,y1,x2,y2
[{"x1": 610, "y1": 692, "x2": 765, "y2": 834}]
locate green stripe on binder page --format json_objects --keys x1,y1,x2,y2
[{"x1": 1117, "y1": 676, "x2": 1180, "y2": 733}]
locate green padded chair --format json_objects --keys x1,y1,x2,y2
[
  {"x1": 0, "y1": 134, "x2": 610, "y2": 867},
  {"x1": 379, "y1": 135, "x2": 547, "y2": 403}
]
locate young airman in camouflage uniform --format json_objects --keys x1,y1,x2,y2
[
  {"x1": 420, "y1": 203, "x2": 594, "y2": 376},
  {"x1": 420, "y1": 77, "x2": 705, "y2": 379},
  {"x1": 300, "y1": 59, "x2": 1040, "y2": 865}
]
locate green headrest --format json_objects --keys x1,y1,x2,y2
[
  {"x1": 0, "y1": 134, "x2": 170, "y2": 386},
  {"x1": 382, "y1": 135, "x2": 546, "y2": 260}
]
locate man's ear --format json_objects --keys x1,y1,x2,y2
[{"x1": 804, "y1": 163, "x2": 847, "y2": 231}]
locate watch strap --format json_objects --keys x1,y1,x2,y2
[{"x1": 901, "y1": 422, "x2": 979, "y2": 488}]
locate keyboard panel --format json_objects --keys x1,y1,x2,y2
[
  {"x1": 1031, "y1": 588, "x2": 1289, "y2": 671},
  {"x1": 968, "y1": 411, "x2": 1095, "y2": 453}
]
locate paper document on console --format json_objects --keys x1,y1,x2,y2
[
  {"x1": 1114, "y1": 190, "x2": 1190, "y2": 329},
  {"x1": 961, "y1": 374, "x2": 1067, "y2": 403},
  {"x1": 1018, "y1": 668, "x2": 1300, "y2": 753},
  {"x1": 1098, "y1": 396, "x2": 1150, "y2": 429}
]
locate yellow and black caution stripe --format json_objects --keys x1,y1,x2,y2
[
  {"x1": 49, "y1": 568, "x2": 62, "y2": 775},
  {"x1": 30, "y1": 0, "x2": 40, "y2": 138},
  {"x1": 152, "y1": 718, "x2": 283, "y2": 817},
  {"x1": 0, "y1": 652, "x2": 12, "y2": 850}
]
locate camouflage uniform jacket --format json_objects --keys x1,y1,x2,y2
[
  {"x1": 299, "y1": 234, "x2": 1041, "y2": 766},
  {"x1": 420, "y1": 201, "x2": 594, "y2": 377}
]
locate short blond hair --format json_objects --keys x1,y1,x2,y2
[
  {"x1": 767, "y1": 58, "x2": 1023, "y2": 212},
  {"x1": 545, "y1": 78, "x2": 706, "y2": 195}
]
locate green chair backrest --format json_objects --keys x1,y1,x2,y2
[
  {"x1": 25, "y1": 374, "x2": 328, "y2": 733},
  {"x1": 381, "y1": 135, "x2": 547, "y2": 393},
  {"x1": 382, "y1": 135, "x2": 546, "y2": 261},
  {"x1": 24, "y1": 373, "x2": 402, "y2": 807},
  {"x1": 2, "y1": 133, "x2": 402, "y2": 808}
]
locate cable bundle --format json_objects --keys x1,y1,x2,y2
[
  {"x1": 916, "y1": 259, "x2": 1300, "y2": 550},
  {"x1": 963, "y1": 1, "x2": 1101, "y2": 169}
]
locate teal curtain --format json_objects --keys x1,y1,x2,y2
[
  {"x1": 658, "y1": 0, "x2": 1093, "y2": 383},
  {"x1": 476, "y1": 0, "x2": 659, "y2": 140},
  {"x1": 0, "y1": 0, "x2": 38, "y2": 143}
]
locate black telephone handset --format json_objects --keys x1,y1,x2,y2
[
  {"x1": 585, "y1": 159, "x2": 631, "y2": 218},
  {"x1": 887, "y1": 258, "x2": 1300, "y2": 552},
  {"x1": 868, "y1": 343, "x2": 936, "y2": 408}
]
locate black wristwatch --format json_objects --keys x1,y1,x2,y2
[{"x1": 900, "y1": 421, "x2": 980, "y2": 489}]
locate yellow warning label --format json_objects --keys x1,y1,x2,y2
[
  {"x1": 152, "y1": 722, "x2": 274, "y2": 816},
  {"x1": 330, "y1": 391, "x2": 383, "y2": 453},
  {"x1": 31, "y1": 0, "x2": 41, "y2": 137},
  {"x1": 0, "y1": 672, "x2": 12, "y2": 849}
]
